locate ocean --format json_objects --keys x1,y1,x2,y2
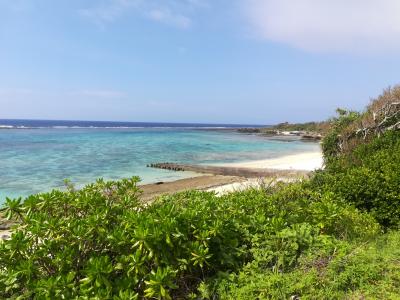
[{"x1": 0, "y1": 119, "x2": 320, "y2": 202}]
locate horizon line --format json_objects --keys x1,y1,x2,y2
[{"x1": 0, "y1": 118, "x2": 268, "y2": 127}]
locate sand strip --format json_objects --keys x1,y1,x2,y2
[
  {"x1": 206, "y1": 150, "x2": 323, "y2": 196},
  {"x1": 139, "y1": 175, "x2": 244, "y2": 202},
  {"x1": 218, "y1": 151, "x2": 323, "y2": 171},
  {"x1": 142, "y1": 150, "x2": 323, "y2": 200}
]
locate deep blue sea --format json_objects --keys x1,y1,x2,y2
[{"x1": 0, "y1": 119, "x2": 320, "y2": 202}]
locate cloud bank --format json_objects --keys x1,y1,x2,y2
[{"x1": 244, "y1": 0, "x2": 400, "y2": 53}]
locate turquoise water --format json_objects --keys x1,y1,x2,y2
[{"x1": 0, "y1": 128, "x2": 319, "y2": 202}]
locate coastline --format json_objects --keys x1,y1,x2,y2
[
  {"x1": 217, "y1": 150, "x2": 323, "y2": 171},
  {"x1": 206, "y1": 150, "x2": 323, "y2": 196},
  {"x1": 139, "y1": 175, "x2": 244, "y2": 202},
  {"x1": 139, "y1": 148, "x2": 323, "y2": 200},
  {"x1": 1, "y1": 148, "x2": 323, "y2": 239}
]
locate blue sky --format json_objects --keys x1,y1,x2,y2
[{"x1": 1, "y1": 0, "x2": 400, "y2": 124}]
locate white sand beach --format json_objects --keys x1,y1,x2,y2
[
  {"x1": 208, "y1": 150, "x2": 323, "y2": 195},
  {"x1": 220, "y1": 151, "x2": 323, "y2": 171}
]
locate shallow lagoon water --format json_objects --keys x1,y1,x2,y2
[{"x1": 0, "y1": 127, "x2": 320, "y2": 202}]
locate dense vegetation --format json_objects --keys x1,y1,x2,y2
[
  {"x1": 237, "y1": 121, "x2": 329, "y2": 136},
  {"x1": 1, "y1": 86, "x2": 400, "y2": 298},
  {"x1": 268, "y1": 121, "x2": 330, "y2": 134}
]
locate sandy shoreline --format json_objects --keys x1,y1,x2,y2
[
  {"x1": 218, "y1": 151, "x2": 323, "y2": 171},
  {"x1": 139, "y1": 149, "x2": 323, "y2": 200},
  {"x1": 205, "y1": 150, "x2": 323, "y2": 196},
  {"x1": 139, "y1": 175, "x2": 243, "y2": 202}
]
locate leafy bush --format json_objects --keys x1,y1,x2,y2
[
  {"x1": 322, "y1": 85, "x2": 400, "y2": 159},
  {"x1": 268, "y1": 121, "x2": 331, "y2": 134},
  {"x1": 321, "y1": 108, "x2": 360, "y2": 163},
  {"x1": 314, "y1": 130, "x2": 400, "y2": 227},
  {"x1": 0, "y1": 178, "x2": 379, "y2": 299},
  {"x1": 215, "y1": 231, "x2": 400, "y2": 299}
]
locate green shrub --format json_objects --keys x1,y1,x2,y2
[
  {"x1": 0, "y1": 178, "x2": 253, "y2": 299},
  {"x1": 215, "y1": 231, "x2": 400, "y2": 299},
  {"x1": 0, "y1": 178, "x2": 379, "y2": 299},
  {"x1": 314, "y1": 131, "x2": 400, "y2": 227},
  {"x1": 321, "y1": 108, "x2": 361, "y2": 163}
]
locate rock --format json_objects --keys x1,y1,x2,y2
[{"x1": 1, "y1": 234, "x2": 10, "y2": 240}]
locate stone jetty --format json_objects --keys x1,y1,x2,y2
[{"x1": 147, "y1": 162, "x2": 310, "y2": 178}]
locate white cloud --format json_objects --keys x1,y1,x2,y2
[
  {"x1": 79, "y1": 0, "x2": 205, "y2": 29},
  {"x1": 243, "y1": 0, "x2": 400, "y2": 53}
]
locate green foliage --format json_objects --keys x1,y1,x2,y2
[
  {"x1": 269, "y1": 121, "x2": 330, "y2": 134},
  {"x1": 321, "y1": 108, "x2": 361, "y2": 162},
  {"x1": 0, "y1": 177, "x2": 379, "y2": 299},
  {"x1": 216, "y1": 231, "x2": 400, "y2": 299},
  {"x1": 315, "y1": 130, "x2": 400, "y2": 227}
]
